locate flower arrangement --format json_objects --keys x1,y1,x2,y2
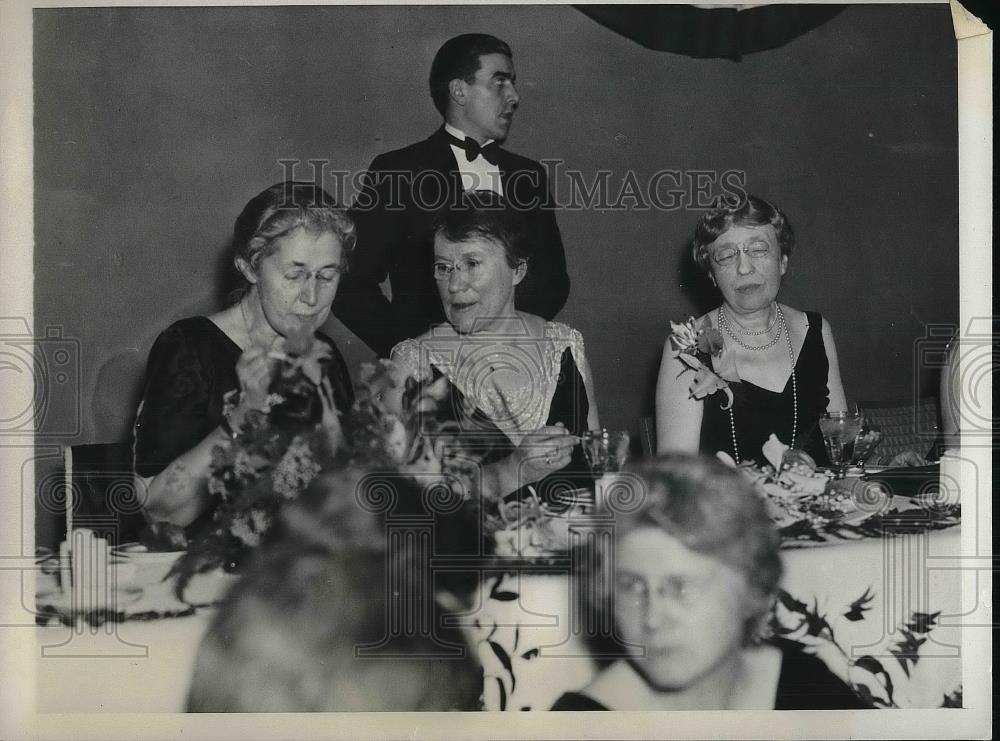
[
  {"x1": 720, "y1": 435, "x2": 836, "y2": 527},
  {"x1": 347, "y1": 359, "x2": 488, "y2": 492},
  {"x1": 164, "y1": 335, "x2": 494, "y2": 598},
  {"x1": 669, "y1": 316, "x2": 740, "y2": 408}
]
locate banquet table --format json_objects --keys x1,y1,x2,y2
[{"x1": 34, "y1": 520, "x2": 963, "y2": 712}]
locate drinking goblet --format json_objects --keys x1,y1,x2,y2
[
  {"x1": 818, "y1": 411, "x2": 863, "y2": 479},
  {"x1": 580, "y1": 429, "x2": 630, "y2": 477},
  {"x1": 849, "y1": 420, "x2": 883, "y2": 474}
]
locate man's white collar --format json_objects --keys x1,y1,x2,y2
[{"x1": 444, "y1": 122, "x2": 495, "y2": 147}]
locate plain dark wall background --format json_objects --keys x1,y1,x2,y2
[{"x1": 33, "y1": 4, "x2": 958, "y2": 542}]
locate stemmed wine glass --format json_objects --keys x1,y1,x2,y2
[
  {"x1": 818, "y1": 411, "x2": 863, "y2": 479},
  {"x1": 849, "y1": 418, "x2": 883, "y2": 474},
  {"x1": 580, "y1": 428, "x2": 630, "y2": 477}
]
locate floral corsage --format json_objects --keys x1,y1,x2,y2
[{"x1": 669, "y1": 316, "x2": 740, "y2": 409}]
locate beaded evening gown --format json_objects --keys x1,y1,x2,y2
[
  {"x1": 700, "y1": 310, "x2": 831, "y2": 466},
  {"x1": 391, "y1": 322, "x2": 595, "y2": 508}
]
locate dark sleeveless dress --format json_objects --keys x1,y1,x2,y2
[{"x1": 699, "y1": 310, "x2": 830, "y2": 466}]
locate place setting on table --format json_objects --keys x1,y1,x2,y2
[{"x1": 742, "y1": 411, "x2": 959, "y2": 548}]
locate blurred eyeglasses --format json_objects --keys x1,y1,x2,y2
[{"x1": 615, "y1": 572, "x2": 714, "y2": 607}]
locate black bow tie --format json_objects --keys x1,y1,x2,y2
[{"x1": 447, "y1": 133, "x2": 500, "y2": 166}]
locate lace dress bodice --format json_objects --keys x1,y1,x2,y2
[{"x1": 391, "y1": 322, "x2": 588, "y2": 446}]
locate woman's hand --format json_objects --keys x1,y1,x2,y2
[
  {"x1": 234, "y1": 345, "x2": 278, "y2": 414},
  {"x1": 481, "y1": 424, "x2": 579, "y2": 500},
  {"x1": 884, "y1": 450, "x2": 929, "y2": 468},
  {"x1": 318, "y1": 377, "x2": 344, "y2": 454},
  {"x1": 512, "y1": 424, "x2": 578, "y2": 486}
]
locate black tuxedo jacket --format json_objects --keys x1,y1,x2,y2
[{"x1": 333, "y1": 127, "x2": 570, "y2": 357}]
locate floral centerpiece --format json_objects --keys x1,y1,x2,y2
[
  {"x1": 158, "y1": 329, "x2": 600, "y2": 597},
  {"x1": 162, "y1": 332, "x2": 498, "y2": 597},
  {"x1": 721, "y1": 435, "x2": 837, "y2": 525}
]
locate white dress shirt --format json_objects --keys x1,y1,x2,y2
[{"x1": 444, "y1": 122, "x2": 503, "y2": 196}]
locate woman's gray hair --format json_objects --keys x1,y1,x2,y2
[
  {"x1": 231, "y1": 181, "x2": 356, "y2": 301},
  {"x1": 691, "y1": 194, "x2": 795, "y2": 275}
]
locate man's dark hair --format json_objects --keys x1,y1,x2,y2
[{"x1": 429, "y1": 34, "x2": 513, "y2": 116}]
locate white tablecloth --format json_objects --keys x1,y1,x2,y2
[
  {"x1": 781, "y1": 527, "x2": 962, "y2": 708},
  {"x1": 37, "y1": 611, "x2": 213, "y2": 713}
]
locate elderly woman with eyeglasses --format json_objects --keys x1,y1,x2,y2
[
  {"x1": 552, "y1": 454, "x2": 865, "y2": 710},
  {"x1": 655, "y1": 195, "x2": 848, "y2": 465},
  {"x1": 390, "y1": 191, "x2": 600, "y2": 504},
  {"x1": 133, "y1": 182, "x2": 355, "y2": 532}
]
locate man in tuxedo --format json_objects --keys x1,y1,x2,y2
[{"x1": 333, "y1": 33, "x2": 570, "y2": 357}]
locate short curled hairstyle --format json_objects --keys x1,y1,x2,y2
[
  {"x1": 187, "y1": 545, "x2": 482, "y2": 711},
  {"x1": 429, "y1": 34, "x2": 513, "y2": 117},
  {"x1": 590, "y1": 454, "x2": 782, "y2": 646},
  {"x1": 186, "y1": 475, "x2": 482, "y2": 712},
  {"x1": 433, "y1": 190, "x2": 531, "y2": 271},
  {"x1": 231, "y1": 181, "x2": 356, "y2": 301},
  {"x1": 691, "y1": 194, "x2": 795, "y2": 275}
]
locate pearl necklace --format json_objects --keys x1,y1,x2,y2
[
  {"x1": 726, "y1": 301, "x2": 778, "y2": 336},
  {"x1": 719, "y1": 304, "x2": 782, "y2": 351},
  {"x1": 727, "y1": 306, "x2": 797, "y2": 463}
]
